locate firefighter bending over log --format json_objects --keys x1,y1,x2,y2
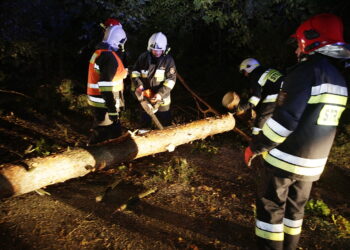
[{"x1": 222, "y1": 58, "x2": 284, "y2": 136}]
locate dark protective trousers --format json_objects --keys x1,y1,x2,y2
[
  {"x1": 255, "y1": 167, "x2": 313, "y2": 250},
  {"x1": 87, "y1": 107, "x2": 122, "y2": 145}
]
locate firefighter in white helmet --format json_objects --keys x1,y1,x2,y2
[
  {"x1": 131, "y1": 32, "x2": 176, "y2": 128},
  {"x1": 86, "y1": 25, "x2": 128, "y2": 145},
  {"x1": 234, "y1": 58, "x2": 284, "y2": 135},
  {"x1": 245, "y1": 13, "x2": 349, "y2": 249}
]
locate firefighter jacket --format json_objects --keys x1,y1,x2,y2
[
  {"x1": 251, "y1": 53, "x2": 348, "y2": 181},
  {"x1": 130, "y1": 51, "x2": 176, "y2": 107},
  {"x1": 238, "y1": 66, "x2": 283, "y2": 135},
  {"x1": 87, "y1": 43, "x2": 127, "y2": 116}
]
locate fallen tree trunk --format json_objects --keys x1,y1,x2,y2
[{"x1": 0, "y1": 114, "x2": 235, "y2": 198}]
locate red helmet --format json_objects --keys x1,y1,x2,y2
[
  {"x1": 292, "y1": 13, "x2": 345, "y2": 54},
  {"x1": 104, "y1": 18, "x2": 121, "y2": 27}
]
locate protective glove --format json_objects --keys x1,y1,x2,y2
[
  {"x1": 135, "y1": 85, "x2": 144, "y2": 94},
  {"x1": 244, "y1": 146, "x2": 257, "y2": 167},
  {"x1": 134, "y1": 86, "x2": 144, "y2": 101},
  {"x1": 150, "y1": 93, "x2": 162, "y2": 104}
]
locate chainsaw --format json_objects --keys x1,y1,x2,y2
[{"x1": 135, "y1": 89, "x2": 164, "y2": 130}]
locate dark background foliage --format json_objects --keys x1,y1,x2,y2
[{"x1": 0, "y1": 0, "x2": 349, "y2": 117}]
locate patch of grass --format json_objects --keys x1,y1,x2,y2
[
  {"x1": 305, "y1": 199, "x2": 350, "y2": 239},
  {"x1": 305, "y1": 199, "x2": 331, "y2": 217},
  {"x1": 25, "y1": 138, "x2": 61, "y2": 157},
  {"x1": 191, "y1": 140, "x2": 218, "y2": 155},
  {"x1": 145, "y1": 157, "x2": 196, "y2": 186}
]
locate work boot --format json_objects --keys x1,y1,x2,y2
[
  {"x1": 106, "y1": 121, "x2": 122, "y2": 140},
  {"x1": 86, "y1": 126, "x2": 109, "y2": 146}
]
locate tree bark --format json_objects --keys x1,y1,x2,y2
[{"x1": 0, "y1": 114, "x2": 235, "y2": 198}]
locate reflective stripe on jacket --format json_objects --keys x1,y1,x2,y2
[
  {"x1": 131, "y1": 51, "x2": 176, "y2": 106},
  {"x1": 87, "y1": 49, "x2": 127, "y2": 110}
]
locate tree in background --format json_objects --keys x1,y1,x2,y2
[{"x1": 0, "y1": 0, "x2": 349, "y2": 113}]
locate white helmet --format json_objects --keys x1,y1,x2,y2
[
  {"x1": 103, "y1": 26, "x2": 127, "y2": 50},
  {"x1": 239, "y1": 58, "x2": 260, "y2": 74},
  {"x1": 147, "y1": 32, "x2": 167, "y2": 51}
]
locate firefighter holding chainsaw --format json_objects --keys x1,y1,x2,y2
[
  {"x1": 223, "y1": 58, "x2": 284, "y2": 135},
  {"x1": 131, "y1": 32, "x2": 176, "y2": 128},
  {"x1": 245, "y1": 13, "x2": 349, "y2": 249},
  {"x1": 86, "y1": 25, "x2": 127, "y2": 145}
]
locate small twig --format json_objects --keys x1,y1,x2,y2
[
  {"x1": 0, "y1": 89, "x2": 33, "y2": 99},
  {"x1": 95, "y1": 179, "x2": 122, "y2": 202},
  {"x1": 113, "y1": 187, "x2": 158, "y2": 213},
  {"x1": 34, "y1": 188, "x2": 51, "y2": 196}
]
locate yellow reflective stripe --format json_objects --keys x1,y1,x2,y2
[
  {"x1": 263, "y1": 153, "x2": 325, "y2": 176},
  {"x1": 87, "y1": 99, "x2": 106, "y2": 108},
  {"x1": 258, "y1": 71, "x2": 269, "y2": 86},
  {"x1": 284, "y1": 225, "x2": 302, "y2": 235},
  {"x1": 263, "y1": 94, "x2": 278, "y2": 103},
  {"x1": 308, "y1": 94, "x2": 347, "y2": 105},
  {"x1": 160, "y1": 95, "x2": 171, "y2": 106},
  {"x1": 98, "y1": 81, "x2": 123, "y2": 92},
  {"x1": 255, "y1": 227, "x2": 284, "y2": 241},
  {"x1": 89, "y1": 52, "x2": 99, "y2": 63},
  {"x1": 163, "y1": 80, "x2": 175, "y2": 89},
  {"x1": 249, "y1": 96, "x2": 260, "y2": 106},
  {"x1": 262, "y1": 123, "x2": 286, "y2": 143},
  {"x1": 131, "y1": 71, "x2": 140, "y2": 78}
]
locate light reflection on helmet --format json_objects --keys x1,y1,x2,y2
[
  {"x1": 103, "y1": 26, "x2": 127, "y2": 50},
  {"x1": 292, "y1": 13, "x2": 345, "y2": 54},
  {"x1": 147, "y1": 32, "x2": 167, "y2": 51},
  {"x1": 239, "y1": 58, "x2": 260, "y2": 74}
]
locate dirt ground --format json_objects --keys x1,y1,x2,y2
[{"x1": 0, "y1": 110, "x2": 349, "y2": 249}]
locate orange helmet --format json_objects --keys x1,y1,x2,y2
[{"x1": 292, "y1": 13, "x2": 345, "y2": 54}]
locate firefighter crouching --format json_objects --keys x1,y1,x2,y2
[
  {"x1": 223, "y1": 58, "x2": 284, "y2": 136},
  {"x1": 131, "y1": 32, "x2": 176, "y2": 128},
  {"x1": 244, "y1": 13, "x2": 349, "y2": 249},
  {"x1": 86, "y1": 25, "x2": 127, "y2": 145}
]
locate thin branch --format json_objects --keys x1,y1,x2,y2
[
  {"x1": 176, "y1": 73, "x2": 251, "y2": 142},
  {"x1": 0, "y1": 89, "x2": 33, "y2": 99}
]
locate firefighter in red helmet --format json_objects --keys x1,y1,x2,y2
[
  {"x1": 86, "y1": 25, "x2": 128, "y2": 145},
  {"x1": 101, "y1": 18, "x2": 122, "y2": 29},
  {"x1": 245, "y1": 13, "x2": 349, "y2": 249},
  {"x1": 100, "y1": 18, "x2": 128, "y2": 71}
]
